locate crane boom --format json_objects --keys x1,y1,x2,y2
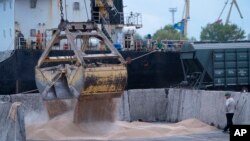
[
  {"x1": 218, "y1": 0, "x2": 229, "y2": 21},
  {"x1": 233, "y1": 0, "x2": 243, "y2": 19},
  {"x1": 226, "y1": 0, "x2": 234, "y2": 24},
  {"x1": 225, "y1": 0, "x2": 243, "y2": 24}
]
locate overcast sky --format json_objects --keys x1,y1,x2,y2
[{"x1": 123, "y1": 0, "x2": 250, "y2": 40}]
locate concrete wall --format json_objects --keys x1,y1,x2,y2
[
  {"x1": 1, "y1": 88, "x2": 250, "y2": 135},
  {"x1": 0, "y1": 94, "x2": 48, "y2": 125},
  {"x1": 0, "y1": 102, "x2": 26, "y2": 141},
  {"x1": 117, "y1": 91, "x2": 130, "y2": 121},
  {"x1": 1, "y1": 89, "x2": 169, "y2": 123},
  {"x1": 117, "y1": 89, "x2": 168, "y2": 122},
  {"x1": 128, "y1": 89, "x2": 167, "y2": 122},
  {"x1": 117, "y1": 88, "x2": 250, "y2": 128},
  {"x1": 11, "y1": 94, "x2": 49, "y2": 124},
  {"x1": 167, "y1": 88, "x2": 250, "y2": 128}
]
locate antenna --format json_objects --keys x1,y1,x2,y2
[{"x1": 169, "y1": 8, "x2": 177, "y2": 25}]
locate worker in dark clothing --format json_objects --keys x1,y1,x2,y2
[
  {"x1": 223, "y1": 93, "x2": 236, "y2": 133},
  {"x1": 16, "y1": 31, "x2": 25, "y2": 49}
]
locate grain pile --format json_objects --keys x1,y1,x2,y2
[
  {"x1": 26, "y1": 112, "x2": 217, "y2": 140},
  {"x1": 26, "y1": 96, "x2": 217, "y2": 140}
]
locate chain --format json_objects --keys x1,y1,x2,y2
[{"x1": 59, "y1": 0, "x2": 64, "y2": 21}]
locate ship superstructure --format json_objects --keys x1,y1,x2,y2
[
  {"x1": 0, "y1": 0, "x2": 131, "y2": 52},
  {"x1": 0, "y1": 0, "x2": 185, "y2": 95}
]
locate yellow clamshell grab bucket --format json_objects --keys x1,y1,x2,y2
[{"x1": 35, "y1": 21, "x2": 127, "y2": 101}]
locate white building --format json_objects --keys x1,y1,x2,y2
[{"x1": 0, "y1": 0, "x2": 91, "y2": 51}]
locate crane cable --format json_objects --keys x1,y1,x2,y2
[
  {"x1": 64, "y1": 0, "x2": 68, "y2": 20},
  {"x1": 126, "y1": 50, "x2": 158, "y2": 64},
  {"x1": 131, "y1": 50, "x2": 157, "y2": 62},
  {"x1": 59, "y1": 0, "x2": 64, "y2": 21},
  {"x1": 84, "y1": 0, "x2": 90, "y2": 21}
]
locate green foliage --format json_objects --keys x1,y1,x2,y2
[
  {"x1": 153, "y1": 25, "x2": 186, "y2": 42},
  {"x1": 200, "y1": 23, "x2": 245, "y2": 42}
]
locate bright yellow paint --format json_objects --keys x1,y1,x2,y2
[{"x1": 81, "y1": 65, "x2": 127, "y2": 96}]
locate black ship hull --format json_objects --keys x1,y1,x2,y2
[{"x1": 0, "y1": 49, "x2": 183, "y2": 94}]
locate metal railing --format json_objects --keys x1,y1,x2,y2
[
  {"x1": 161, "y1": 40, "x2": 187, "y2": 51},
  {"x1": 123, "y1": 39, "x2": 188, "y2": 52},
  {"x1": 16, "y1": 37, "x2": 27, "y2": 49},
  {"x1": 16, "y1": 37, "x2": 63, "y2": 50},
  {"x1": 124, "y1": 12, "x2": 142, "y2": 29},
  {"x1": 15, "y1": 37, "x2": 189, "y2": 52},
  {"x1": 15, "y1": 36, "x2": 109, "y2": 51}
]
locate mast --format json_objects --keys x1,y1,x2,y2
[
  {"x1": 184, "y1": 0, "x2": 190, "y2": 37},
  {"x1": 169, "y1": 8, "x2": 177, "y2": 25}
]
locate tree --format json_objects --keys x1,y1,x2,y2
[
  {"x1": 153, "y1": 25, "x2": 186, "y2": 42},
  {"x1": 200, "y1": 23, "x2": 245, "y2": 42}
]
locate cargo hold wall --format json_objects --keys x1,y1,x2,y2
[
  {"x1": 1, "y1": 88, "x2": 250, "y2": 139},
  {"x1": 167, "y1": 88, "x2": 250, "y2": 128},
  {"x1": 118, "y1": 88, "x2": 250, "y2": 128},
  {"x1": 0, "y1": 102, "x2": 26, "y2": 141}
]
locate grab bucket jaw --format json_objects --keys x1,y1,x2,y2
[
  {"x1": 35, "y1": 64, "x2": 127, "y2": 100},
  {"x1": 35, "y1": 65, "x2": 83, "y2": 100},
  {"x1": 35, "y1": 22, "x2": 127, "y2": 101}
]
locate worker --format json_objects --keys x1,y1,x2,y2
[
  {"x1": 241, "y1": 87, "x2": 248, "y2": 93},
  {"x1": 36, "y1": 30, "x2": 43, "y2": 49},
  {"x1": 16, "y1": 30, "x2": 25, "y2": 49},
  {"x1": 223, "y1": 93, "x2": 236, "y2": 133}
]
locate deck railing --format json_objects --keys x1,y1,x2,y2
[{"x1": 16, "y1": 37, "x2": 189, "y2": 52}]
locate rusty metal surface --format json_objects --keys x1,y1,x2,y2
[
  {"x1": 36, "y1": 64, "x2": 127, "y2": 100},
  {"x1": 82, "y1": 65, "x2": 127, "y2": 96},
  {"x1": 95, "y1": 0, "x2": 113, "y2": 7},
  {"x1": 44, "y1": 56, "x2": 77, "y2": 63}
]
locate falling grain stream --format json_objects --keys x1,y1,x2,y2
[{"x1": 45, "y1": 95, "x2": 117, "y2": 123}]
